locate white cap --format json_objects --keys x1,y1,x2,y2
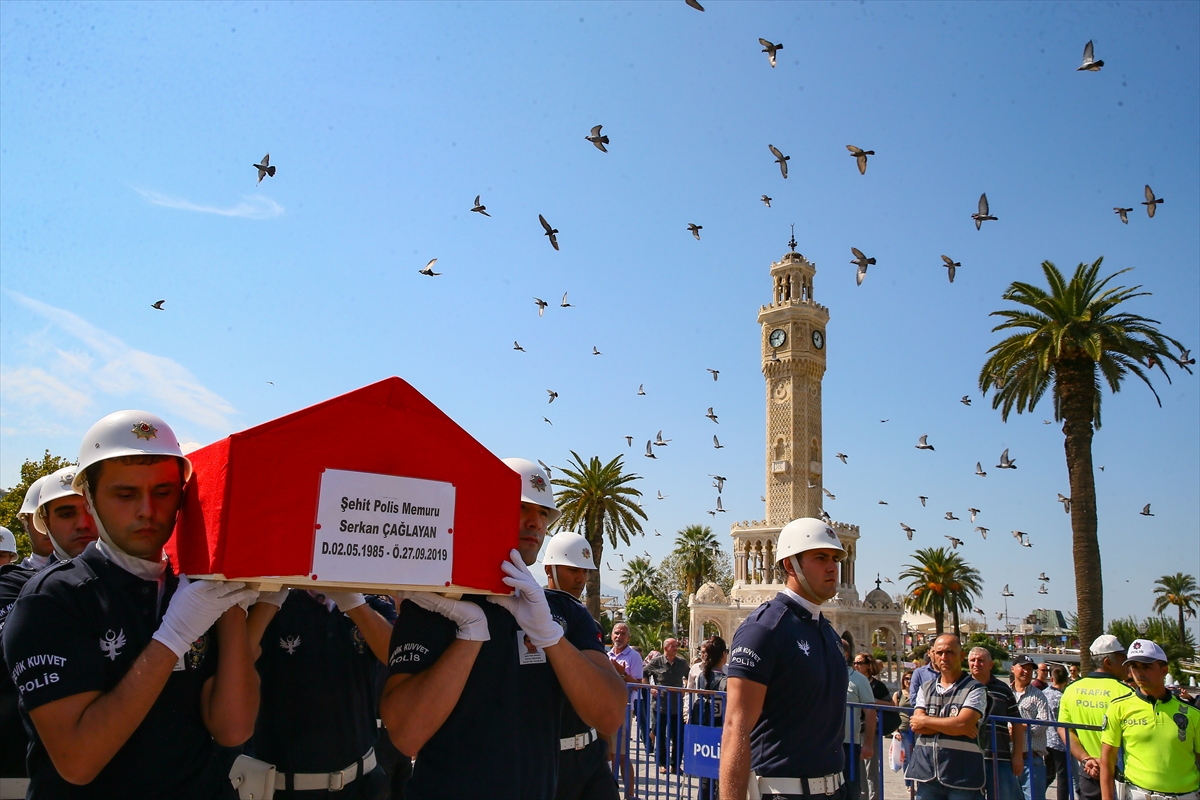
[
  {"x1": 543, "y1": 531, "x2": 596, "y2": 570},
  {"x1": 1123, "y1": 639, "x2": 1168, "y2": 665},
  {"x1": 19, "y1": 476, "x2": 50, "y2": 518},
  {"x1": 1089, "y1": 634, "x2": 1126, "y2": 657},
  {"x1": 0, "y1": 527, "x2": 16, "y2": 554},
  {"x1": 33, "y1": 467, "x2": 84, "y2": 535},
  {"x1": 501, "y1": 458, "x2": 561, "y2": 524},
  {"x1": 776, "y1": 517, "x2": 846, "y2": 563},
  {"x1": 74, "y1": 410, "x2": 192, "y2": 492}
]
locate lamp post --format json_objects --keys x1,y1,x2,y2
[{"x1": 670, "y1": 590, "x2": 684, "y2": 639}]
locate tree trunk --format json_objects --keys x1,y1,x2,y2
[
  {"x1": 952, "y1": 603, "x2": 961, "y2": 637},
  {"x1": 935, "y1": 608, "x2": 944, "y2": 635},
  {"x1": 1180, "y1": 603, "x2": 1186, "y2": 644},
  {"x1": 1059, "y1": 358, "x2": 1103, "y2": 674},
  {"x1": 584, "y1": 509, "x2": 605, "y2": 621}
]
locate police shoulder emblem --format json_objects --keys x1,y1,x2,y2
[
  {"x1": 187, "y1": 633, "x2": 209, "y2": 669},
  {"x1": 132, "y1": 421, "x2": 158, "y2": 440},
  {"x1": 529, "y1": 473, "x2": 548, "y2": 493}
]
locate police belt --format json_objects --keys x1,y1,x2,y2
[
  {"x1": 1128, "y1": 784, "x2": 1200, "y2": 800},
  {"x1": 275, "y1": 748, "x2": 376, "y2": 792},
  {"x1": 560, "y1": 727, "x2": 600, "y2": 750},
  {"x1": 748, "y1": 770, "x2": 844, "y2": 798}
]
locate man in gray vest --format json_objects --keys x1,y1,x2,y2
[{"x1": 907, "y1": 634, "x2": 990, "y2": 800}]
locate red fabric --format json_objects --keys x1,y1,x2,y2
[{"x1": 166, "y1": 378, "x2": 518, "y2": 593}]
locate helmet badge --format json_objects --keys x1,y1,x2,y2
[
  {"x1": 132, "y1": 421, "x2": 159, "y2": 440},
  {"x1": 582, "y1": 547, "x2": 591, "y2": 560},
  {"x1": 59, "y1": 472, "x2": 75, "y2": 487},
  {"x1": 529, "y1": 473, "x2": 547, "y2": 493}
]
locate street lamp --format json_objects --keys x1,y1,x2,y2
[{"x1": 669, "y1": 590, "x2": 684, "y2": 639}]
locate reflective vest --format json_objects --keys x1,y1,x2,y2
[{"x1": 907, "y1": 674, "x2": 987, "y2": 790}]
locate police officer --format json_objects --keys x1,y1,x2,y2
[
  {"x1": 544, "y1": 531, "x2": 620, "y2": 800},
  {"x1": 0, "y1": 529, "x2": 16, "y2": 568},
  {"x1": 1100, "y1": 639, "x2": 1200, "y2": 800},
  {"x1": 0, "y1": 525, "x2": 32, "y2": 798},
  {"x1": 16, "y1": 476, "x2": 55, "y2": 571},
  {"x1": 379, "y1": 458, "x2": 627, "y2": 800},
  {"x1": 1, "y1": 410, "x2": 259, "y2": 799},
  {"x1": 720, "y1": 517, "x2": 851, "y2": 800},
  {"x1": 32, "y1": 466, "x2": 100, "y2": 562},
  {"x1": 1056, "y1": 635, "x2": 1132, "y2": 800},
  {"x1": 247, "y1": 587, "x2": 398, "y2": 799}
]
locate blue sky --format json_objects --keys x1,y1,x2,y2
[{"x1": 2, "y1": 1, "x2": 1197, "y2": 635}]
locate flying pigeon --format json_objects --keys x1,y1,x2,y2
[
  {"x1": 944, "y1": 511, "x2": 960, "y2": 521},
  {"x1": 1021, "y1": 538, "x2": 1033, "y2": 548},
  {"x1": 973, "y1": 608, "x2": 985, "y2": 616},
  {"x1": 685, "y1": 0, "x2": 705, "y2": 11},
  {"x1": 657, "y1": 491, "x2": 668, "y2": 500},
  {"x1": 644, "y1": 441, "x2": 657, "y2": 459},
  {"x1": 715, "y1": 497, "x2": 726, "y2": 513},
  {"x1": 972, "y1": 193, "x2": 997, "y2": 230},
  {"x1": 688, "y1": 223, "x2": 703, "y2": 240},
  {"x1": 758, "y1": 38, "x2": 783, "y2": 68},
  {"x1": 418, "y1": 258, "x2": 441, "y2": 276},
  {"x1": 513, "y1": 341, "x2": 526, "y2": 352},
  {"x1": 542, "y1": 417, "x2": 552, "y2": 425},
  {"x1": 822, "y1": 488, "x2": 836, "y2": 500},
  {"x1": 968, "y1": 508, "x2": 981, "y2": 522},
  {"x1": 768, "y1": 144, "x2": 790, "y2": 179},
  {"x1": 534, "y1": 297, "x2": 548, "y2": 316},
  {"x1": 710, "y1": 475, "x2": 726, "y2": 492},
  {"x1": 654, "y1": 529, "x2": 662, "y2": 537},
  {"x1": 151, "y1": 300, "x2": 165, "y2": 310},
  {"x1": 1058, "y1": 494, "x2": 1071, "y2": 514},
  {"x1": 592, "y1": 346, "x2": 602, "y2": 355},
  {"x1": 1114, "y1": 207, "x2": 1132, "y2": 224},
  {"x1": 1044, "y1": 420, "x2": 1053, "y2": 425},
  {"x1": 1178, "y1": 349, "x2": 1195, "y2": 366},
  {"x1": 760, "y1": 495, "x2": 767, "y2": 502},
  {"x1": 942, "y1": 255, "x2": 961, "y2": 284},
  {"x1": 997, "y1": 449, "x2": 1017, "y2": 469},
  {"x1": 1142, "y1": 185, "x2": 1163, "y2": 218},
  {"x1": 846, "y1": 145, "x2": 874, "y2": 175},
  {"x1": 1038, "y1": 572, "x2": 1050, "y2": 582},
  {"x1": 961, "y1": 396, "x2": 972, "y2": 406},
  {"x1": 624, "y1": 435, "x2": 633, "y2": 447},
  {"x1": 836, "y1": 453, "x2": 848, "y2": 464},
  {"x1": 1001, "y1": 584, "x2": 1013, "y2": 597},
  {"x1": 560, "y1": 292, "x2": 573, "y2": 308},
  {"x1": 1038, "y1": 584, "x2": 1048, "y2": 595},
  {"x1": 538, "y1": 460, "x2": 553, "y2": 477},
  {"x1": 945, "y1": 536, "x2": 963, "y2": 549},
  {"x1": 654, "y1": 430, "x2": 671, "y2": 446},
  {"x1": 820, "y1": 510, "x2": 832, "y2": 523},
  {"x1": 585, "y1": 125, "x2": 610, "y2": 153},
  {"x1": 637, "y1": 384, "x2": 646, "y2": 396},
  {"x1": 915, "y1": 434, "x2": 935, "y2": 451},
  {"x1": 539, "y1": 215, "x2": 560, "y2": 250},
  {"x1": 471, "y1": 195, "x2": 491, "y2": 216},
  {"x1": 1077, "y1": 40, "x2": 1104, "y2": 71},
  {"x1": 900, "y1": 523, "x2": 915, "y2": 541},
  {"x1": 1140, "y1": 503, "x2": 1154, "y2": 516},
  {"x1": 706, "y1": 368, "x2": 719, "y2": 381},
  {"x1": 252, "y1": 153, "x2": 276, "y2": 184},
  {"x1": 975, "y1": 526, "x2": 989, "y2": 540},
  {"x1": 880, "y1": 419, "x2": 889, "y2": 423},
  {"x1": 707, "y1": 510, "x2": 717, "y2": 517},
  {"x1": 975, "y1": 462, "x2": 988, "y2": 477},
  {"x1": 885, "y1": 578, "x2": 894, "y2": 585},
  {"x1": 761, "y1": 195, "x2": 772, "y2": 207},
  {"x1": 547, "y1": 390, "x2": 558, "y2": 404},
  {"x1": 850, "y1": 247, "x2": 876, "y2": 286},
  {"x1": 713, "y1": 435, "x2": 724, "y2": 449},
  {"x1": 705, "y1": 407, "x2": 719, "y2": 423},
  {"x1": 918, "y1": 496, "x2": 928, "y2": 506}
]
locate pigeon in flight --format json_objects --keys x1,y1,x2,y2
[
  {"x1": 657, "y1": 491, "x2": 668, "y2": 500},
  {"x1": 252, "y1": 153, "x2": 276, "y2": 184},
  {"x1": 758, "y1": 38, "x2": 783, "y2": 68},
  {"x1": 885, "y1": 577, "x2": 895, "y2": 585},
  {"x1": 1038, "y1": 584, "x2": 1048, "y2": 595},
  {"x1": 644, "y1": 441, "x2": 657, "y2": 459},
  {"x1": 760, "y1": 495, "x2": 766, "y2": 502},
  {"x1": 997, "y1": 448, "x2": 1017, "y2": 469},
  {"x1": 942, "y1": 255, "x2": 961, "y2": 284},
  {"x1": 972, "y1": 193, "x2": 997, "y2": 230},
  {"x1": 606, "y1": 562, "x2": 612, "y2": 570},
  {"x1": 1077, "y1": 40, "x2": 1104, "y2": 71},
  {"x1": 880, "y1": 419, "x2": 889, "y2": 423},
  {"x1": 1140, "y1": 503, "x2": 1154, "y2": 516},
  {"x1": 807, "y1": 481, "x2": 819, "y2": 490},
  {"x1": 585, "y1": 125, "x2": 610, "y2": 153},
  {"x1": 968, "y1": 508, "x2": 981, "y2": 522},
  {"x1": 900, "y1": 523, "x2": 915, "y2": 541},
  {"x1": 637, "y1": 384, "x2": 646, "y2": 396},
  {"x1": 850, "y1": 247, "x2": 876, "y2": 286},
  {"x1": 1038, "y1": 572, "x2": 1050, "y2": 582},
  {"x1": 715, "y1": 497, "x2": 726, "y2": 513},
  {"x1": 846, "y1": 145, "x2": 874, "y2": 175},
  {"x1": 686, "y1": 0, "x2": 705, "y2": 11},
  {"x1": 761, "y1": 195, "x2": 772, "y2": 207},
  {"x1": 1178, "y1": 349, "x2": 1196, "y2": 367},
  {"x1": 961, "y1": 396, "x2": 972, "y2": 406},
  {"x1": 688, "y1": 223, "x2": 703, "y2": 240},
  {"x1": 706, "y1": 368, "x2": 719, "y2": 381},
  {"x1": 471, "y1": 195, "x2": 491, "y2": 216},
  {"x1": 655, "y1": 529, "x2": 662, "y2": 537},
  {"x1": 1001, "y1": 584, "x2": 1014, "y2": 597},
  {"x1": 418, "y1": 258, "x2": 441, "y2": 276},
  {"x1": 624, "y1": 435, "x2": 633, "y2": 447},
  {"x1": 151, "y1": 300, "x2": 165, "y2": 310},
  {"x1": 542, "y1": 417, "x2": 552, "y2": 426},
  {"x1": 768, "y1": 144, "x2": 790, "y2": 179},
  {"x1": 538, "y1": 460, "x2": 553, "y2": 478},
  {"x1": 1142, "y1": 185, "x2": 1163, "y2": 218},
  {"x1": 1058, "y1": 494, "x2": 1071, "y2": 514},
  {"x1": 918, "y1": 496, "x2": 928, "y2": 507},
  {"x1": 539, "y1": 215, "x2": 560, "y2": 250},
  {"x1": 654, "y1": 430, "x2": 672, "y2": 446},
  {"x1": 945, "y1": 536, "x2": 963, "y2": 549},
  {"x1": 973, "y1": 607, "x2": 985, "y2": 616},
  {"x1": 820, "y1": 509, "x2": 832, "y2": 524},
  {"x1": 836, "y1": 453, "x2": 848, "y2": 464},
  {"x1": 944, "y1": 511, "x2": 960, "y2": 521},
  {"x1": 975, "y1": 526, "x2": 989, "y2": 540},
  {"x1": 705, "y1": 407, "x2": 719, "y2": 423},
  {"x1": 713, "y1": 435, "x2": 724, "y2": 449},
  {"x1": 1013, "y1": 531, "x2": 1032, "y2": 547},
  {"x1": 915, "y1": 434, "x2": 935, "y2": 451},
  {"x1": 975, "y1": 462, "x2": 988, "y2": 478},
  {"x1": 547, "y1": 390, "x2": 558, "y2": 404},
  {"x1": 1021, "y1": 537, "x2": 1033, "y2": 548},
  {"x1": 710, "y1": 475, "x2": 726, "y2": 492},
  {"x1": 1044, "y1": 420, "x2": 1053, "y2": 425},
  {"x1": 822, "y1": 488, "x2": 836, "y2": 500},
  {"x1": 513, "y1": 341, "x2": 526, "y2": 352},
  {"x1": 560, "y1": 293, "x2": 573, "y2": 308},
  {"x1": 592, "y1": 346, "x2": 602, "y2": 356},
  {"x1": 534, "y1": 297, "x2": 548, "y2": 316},
  {"x1": 878, "y1": 500, "x2": 889, "y2": 506},
  {"x1": 1114, "y1": 207, "x2": 1132, "y2": 224},
  {"x1": 707, "y1": 510, "x2": 717, "y2": 517},
  {"x1": 997, "y1": 612, "x2": 1005, "y2": 620}
]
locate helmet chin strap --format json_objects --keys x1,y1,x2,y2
[
  {"x1": 83, "y1": 481, "x2": 168, "y2": 581},
  {"x1": 789, "y1": 555, "x2": 826, "y2": 605},
  {"x1": 551, "y1": 565, "x2": 560, "y2": 591}
]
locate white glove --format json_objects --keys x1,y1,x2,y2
[
  {"x1": 487, "y1": 549, "x2": 563, "y2": 649},
  {"x1": 153, "y1": 578, "x2": 257, "y2": 657},
  {"x1": 325, "y1": 592, "x2": 367, "y2": 613},
  {"x1": 254, "y1": 588, "x2": 291, "y2": 608},
  {"x1": 401, "y1": 592, "x2": 490, "y2": 642}
]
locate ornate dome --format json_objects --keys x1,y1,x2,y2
[
  {"x1": 864, "y1": 587, "x2": 893, "y2": 607},
  {"x1": 695, "y1": 581, "x2": 727, "y2": 605}
]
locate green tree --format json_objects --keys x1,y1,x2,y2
[
  {"x1": 0, "y1": 450, "x2": 77, "y2": 558},
  {"x1": 980, "y1": 259, "x2": 1190, "y2": 671},
  {"x1": 965, "y1": 633, "x2": 1009, "y2": 666},
  {"x1": 620, "y1": 556, "x2": 657, "y2": 600},
  {"x1": 625, "y1": 595, "x2": 666, "y2": 626},
  {"x1": 1152, "y1": 573, "x2": 1200, "y2": 641},
  {"x1": 672, "y1": 524, "x2": 719, "y2": 596},
  {"x1": 650, "y1": 547, "x2": 734, "y2": 635},
  {"x1": 901, "y1": 547, "x2": 983, "y2": 636},
  {"x1": 627, "y1": 621, "x2": 671, "y2": 655},
  {"x1": 551, "y1": 452, "x2": 647, "y2": 620}
]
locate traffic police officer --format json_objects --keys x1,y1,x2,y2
[
  {"x1": 544, "y1": 531, "x2": 620, "y2": 800},
  {"x1": 1100, "y1": 639, "x2": 1200, "y2": 800},
  {"x1": 379, "y1": 458, "x2": 627, "y2": 800},
  {"x1": 720, "y1": 517, "x2": 850, "y2": 800},
  {"x1": 247, "y1": 588, "x2": 398, "y2": 799},
  {"x1": 1, "y1": 410, "x2": 259, "y2": 799},
  {"x1": 16, "y1": 476, "x2": 55, "y2": 570},
  {"x1": 1056, "y1": 634, "x2": 1132, "y2": 800}
]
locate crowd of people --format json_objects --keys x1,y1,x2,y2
[{"x1": 0, "y1": 408, "x2": 1196, "y2": 800}]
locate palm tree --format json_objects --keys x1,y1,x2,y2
[
  {"x1": 1153, "y1": 573, "x2": 1200, "y2": 640},
  {"x1": 620, "y1": 556, "x2": 657, "y2": 600},
  {"x1": 672, "y1": 524, "x2": 719, "y2": 596},
  {"x1": 979, "y1": 258, "x2": 1189, "y2": 671},
  {"x1": 900, "y1": 547, "x2": 983, "y2": 636},
  {"x1": 552, "y1": 452, "x2": 647, "y2": 620}
]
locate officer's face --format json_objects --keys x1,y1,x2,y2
[
  {"x1": 0, "y1": 551, "x2": 17, "y2": 567},
  {"x1": 798, "y1": 549, "x2": 841, "y2": 600},
  {"x1": 21, "y1": 513, "x2": 55, "y2": 556},
  {"x1": 517, "y1": 502, "x2": 550, "y2": 566},
  {"x1": 1127, "y1": 660, "x2": 1168, "y2": 691},
  {"x1": 91, "y1": 458, "x2": 184, "y2": 560},
  {"x1": 548, "y1": 564, "x2": 589, "y2": 598},
  {"x1": 44, "y1": 495, "x2": 98, "y2": 558}
]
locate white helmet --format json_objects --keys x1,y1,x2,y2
[
  {"x1": 544, "y1": 531, "x2": 596, "y2": 570},
  {"x1": 502, "y1": 457, "x2": 561, "y2": 524},
  {"x1": 20, "y1": 475, "x2": 50, "y2": 517},
  {"x1": 776, "y1": 517, "x2": 846, "y2": 563},
  {"x1": 73, "y1": 410, "x2": 192, "y2": 493},
  {"x1": 0, "y1": 526, "x2": 16, "y2": 555},
  {"x1": 33, "y1": 466, "x2": 84, "y2": 535}
]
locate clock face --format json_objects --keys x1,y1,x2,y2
[
  {"x1": 768, "y1": 328, "x2": 786, "y2": 348},
  {"x1": 812, "y1": 329, "x2": 825, "y2": 350}
]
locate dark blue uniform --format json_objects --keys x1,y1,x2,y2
[
  {"x1": 0, "y1": 543, "x2": 230, "y2": 800},
  {"x1": 252, "y1": 591, "x2": 397, "y2": 798},
  {"x1": 387, "y1": 591, "x2": 604, "y2": 800},
  {"x1": 727, "y1": 592, "x2": 848, "y2": 797},
  {"x1": 0, "y1": 563, "x2": 37, "y2": 779}
]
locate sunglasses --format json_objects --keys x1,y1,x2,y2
[{"x1": 854, "y1": 660, "x2": 871, "y2": 666}]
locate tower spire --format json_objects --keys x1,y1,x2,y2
[{"x1": 788, "y1": 224, "x2": 797, "y2": 253}]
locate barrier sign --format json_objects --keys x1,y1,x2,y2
[
  {"x1": 311, "y1": 469, "x2": 455, "y2": 586},
  {"x1": 682, "y1": 724, "x2": 722, "y2": 779}
]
